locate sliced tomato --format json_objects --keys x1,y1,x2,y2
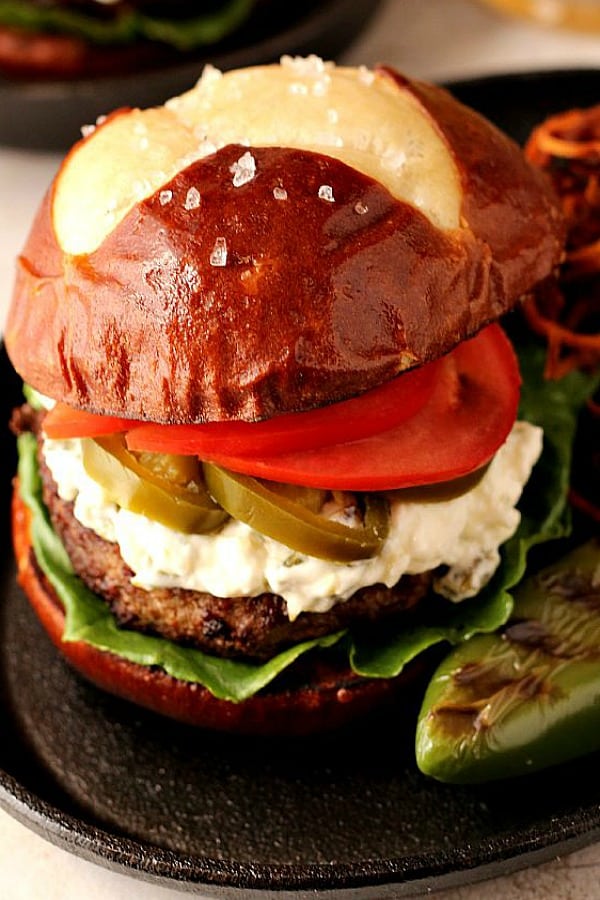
[
  {"x1": 43, "y1": 404, "x2": 134, "y2": 439},
  {"x1": 125, "y1": 361, "x2": 439, "y2": 457},
  {"x1": 44, "y1": 356, "x2": 437, "y2": 450},
  {"x1": 195, "y1": 325, "x2": 521, "y2": 491},
  {"x1": 41, "y1": 324, "x2": 520, "y2": 493}
]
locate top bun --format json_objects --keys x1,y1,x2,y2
[{"x1": 6, "y1": 57, "x2": 564, "y2": 423}]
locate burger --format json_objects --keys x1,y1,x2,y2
[
  {"x1": 6, "y1": 57, "x2": 568, "y2": 737},
  {"x1": 0, "y1": 0, "x2": 256, "y2": 78}
]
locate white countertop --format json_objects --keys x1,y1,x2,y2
[{"x1": 1, "y1": 1, "x2": 599, "y2": 897}]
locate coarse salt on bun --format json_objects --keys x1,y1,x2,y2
[{"x1": 5, "y1": 57, "x2": 564, "y2": 424}]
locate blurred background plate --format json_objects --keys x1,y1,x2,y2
[{"x1": 0, "y1": 0, "x2": 380, "y2": 151}]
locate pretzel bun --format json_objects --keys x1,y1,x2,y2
[{"x1": 5, "y1": 58, "x2": 563, "y2": 424}]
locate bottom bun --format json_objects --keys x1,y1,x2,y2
[{"x1": 12, "y1": 483, "x2": 419, "y2": 735}]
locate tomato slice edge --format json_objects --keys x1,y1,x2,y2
[
  {"x1": 44, "y1": 405, "x2": 134, "y2": 439},
  {"x1": 198, "y1": 325, "x2": 521, "y2": 491},
  {"x1": 43, "y1": 354, "x2": 440, "y2": 453},
  {"x1": 41, "y1": 324, "x2": 521, "y2": 494}
]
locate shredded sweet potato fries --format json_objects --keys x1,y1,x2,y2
[{"x1": 524, "y1": 104, "x2": 600, "y2": 520}]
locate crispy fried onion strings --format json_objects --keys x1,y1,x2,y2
[
  {"x1": 525, "y1": 105, "x2": 600, "y2": 521},
  {"x1": 524, "y1": 104, "x2": 600, "y2": 379}
]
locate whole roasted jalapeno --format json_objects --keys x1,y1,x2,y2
[{"x1": 416, "y1": 540, "x2": 600, "y2": 783}]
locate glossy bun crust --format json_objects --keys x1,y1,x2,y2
[
  {"x1": 6, "y1": 63, "x2": 564, "y2": 423},
  {"x1": 12, "y1": 484, "x2": 418, "y2": 735}
]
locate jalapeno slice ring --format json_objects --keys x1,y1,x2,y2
[{"x1": 203, "y1": 463, "x2": 389, "y2": 562}]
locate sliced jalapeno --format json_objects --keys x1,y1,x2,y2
[
  {"x1": 416, "y1": 540, "x2": 600, "y2": 783},
  {"x1": 82, "y1": 435, "x2": 227, "y2": 533},
  {"x1": 203, "y1": 463, "x2": 389, "y2": 562},
  {"x1": 386, "y1": 464, "x2": 490, "y2": 504}
]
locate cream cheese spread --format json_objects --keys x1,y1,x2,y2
[{"x1": 42, "y1": 421, "x2": 543, "y2": 620}]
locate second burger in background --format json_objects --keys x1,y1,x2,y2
[{"x1": 0, "y1": 0, "x2": 257, "y2": 78}]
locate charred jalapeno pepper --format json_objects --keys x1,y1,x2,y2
[
  {"x1": 82, "y1": 435, "x2": 227, "y2": 533},
  {"x1": 203, "y1": 463, "x2": 389, "y2": 562},
  {"x1": 416, "y1": 540, "x2": 600, "y2": 783}
]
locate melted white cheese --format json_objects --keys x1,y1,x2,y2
[{"x1": 42, "y1": 422, "x2": 542, "y2": 620}]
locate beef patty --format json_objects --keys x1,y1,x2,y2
[{"x1": 13, "y1": 405, "x2": 433, "y2": 660}]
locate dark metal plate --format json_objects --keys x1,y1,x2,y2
[{"x1": 1, "y1": 69, "x2": 600, "y2": 898}]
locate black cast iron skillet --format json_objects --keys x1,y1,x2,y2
[{"x1": 0, "y1": 68, "x2": 599, "y2": 899}]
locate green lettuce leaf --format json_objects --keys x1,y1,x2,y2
[
  {"x1": 0, "y1": 0, "x2": 254, "y2": 50},
  {"x1": 16, "y1": 332, "x2": 599, "y2": 702},
  {"x1": 18, "y1": 432, "x2": 343, "y2": 703}
]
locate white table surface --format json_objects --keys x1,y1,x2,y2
[{"x1": 0, "y1": 1, "x2": 599, "y2": 897}]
